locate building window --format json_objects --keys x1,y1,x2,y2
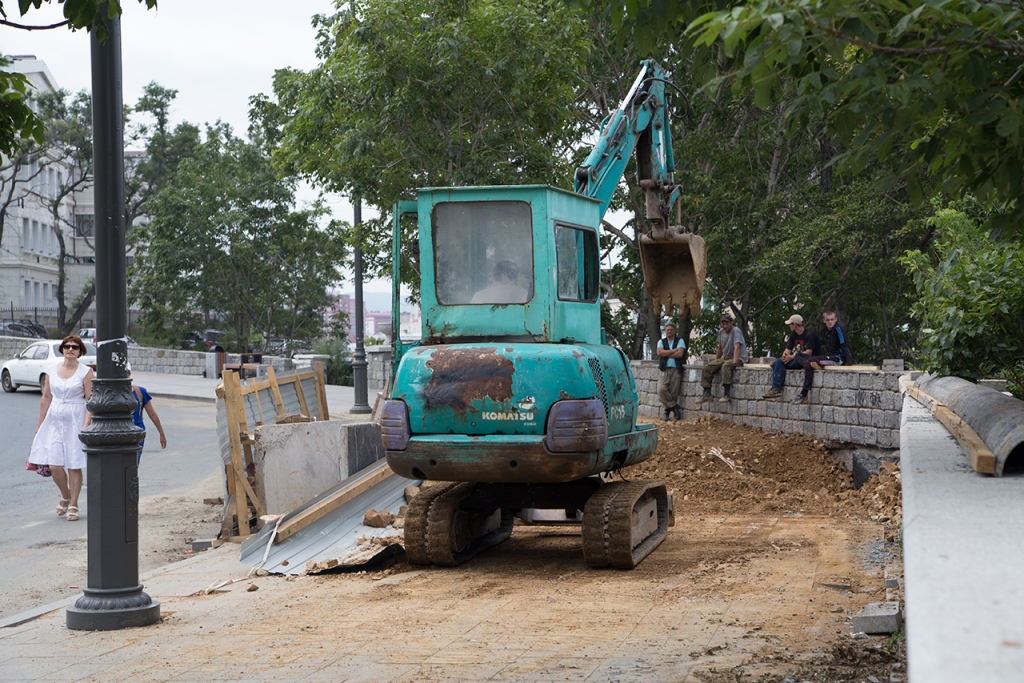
[
  {"x1": 42, "y1": 283, "x2": 48, "y2": 308},
  {"x1": 34, "y1": 282, "x2": 40, "y2": 309},
  {"x1": 24, "y1": 281, "x2": 30, "y2": 307},
  {"x1": 75, "y1": 214, "x2": 95, "y2": 238},
  {"x1": 48, "y1": 168, "x2": 55, "y2": 198},
  {"x1": 32, "y1": 220, "x2": 38, "y2": 252},
  {"x1": 22, "y1": 218, "x2": 29, "y2": 252}
]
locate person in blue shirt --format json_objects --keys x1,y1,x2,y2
[
  {"x1": 656, "y1": 323, "x2": 686, "y2": 421},
  {"x1": 126, "y1": 364, "x2": 167, "y2": 463}
]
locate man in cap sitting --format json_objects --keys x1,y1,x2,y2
[
  {"x1": 763, "y1": 313, "x2": 820, "y2": 404},
  {"x1": 699, "y1": 313, "x2": 748, "y2": 404}
]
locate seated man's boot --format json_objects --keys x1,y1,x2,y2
[
  {"x1": 719, "y1": 384, "x2": 732, "y2": 403},
  {"x1": 699, "y1": 387, "x2": 712, "y2": 403}
]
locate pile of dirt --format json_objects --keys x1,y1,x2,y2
[{"x1": 627, "y1": 416, "x2": 902, "y2": 532}]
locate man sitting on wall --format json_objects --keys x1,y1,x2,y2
[
  {"x1": 656, "y1": 323, "x2": 686, "y2": 421},
  {"x1": 699, "y1": 313, "x2": 748, "y2": 404},
  {"x1": 762, "y1": 314, "x2": 820, "y2": 404}
]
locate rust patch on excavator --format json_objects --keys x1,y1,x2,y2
[{"x1": 423, "y1": 347, "x2": 514, "y2": 413}]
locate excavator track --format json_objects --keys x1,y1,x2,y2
[
  {"x1": 426, "y1": 483, "x2": 515, "y2": 567},
  {"x1": 582, "y1": 480, "x2": 669, "y2": 569},
  {"x1": 403, "y1": 482, "x2": 460, "y2": 565}
]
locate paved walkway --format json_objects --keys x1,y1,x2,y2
[
  {"x1": 132, "y1": 369, "x2": 360, "y2": 414},
  {"x1": 900, "y1": 395, "x2": 1024, "y2": 682}
]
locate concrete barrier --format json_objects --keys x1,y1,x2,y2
[{"x1": 252, "y1": 416, "x2": 385, "y2": 516}]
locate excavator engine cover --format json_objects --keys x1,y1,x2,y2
[{"x1": 638, "y1": 230, "x2": 706, "y2": 317}]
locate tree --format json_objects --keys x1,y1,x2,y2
[
  {"x1": 0, "y1": 1, "x2": 157, "y2": 154},
  {"x1": 689, "y1": 1, "x2": 1024, "y2": 239},
  {"x1": 901, "y1": 207, "x2": 1024, "y2": 398},
  {"x1": 255, "y1": 0, "x2": 592, "y2": 285},
  {"x1": 129, "y1": 125, "x2": 347, "y2": 351}
]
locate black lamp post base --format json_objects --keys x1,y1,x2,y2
[{"x1": 66, "y1": 585, "x2": 160, "y2": 630}]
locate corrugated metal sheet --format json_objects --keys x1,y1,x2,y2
[{"x1": 240, "y1": 461, "x2": 418, "y2": 575}]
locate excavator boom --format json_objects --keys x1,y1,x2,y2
[{"x1": 574, "y1": 59, "x2": 706, "y2": 317}]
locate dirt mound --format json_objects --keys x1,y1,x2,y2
[{"x1": 628, "y1": 416, "x2": 901, "y2": 530}]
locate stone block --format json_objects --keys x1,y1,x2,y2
[
  {"x1": 820, "y1": 405, "x2": 834, "y2": 422},
  {"x1": 839, "y1": 390, "x2": 858, "y2": 407},
  {"x1": 807, "y1": 404, "x2": 823, "y2": 422},
  {"x1": 813, "y1": 421, "x2": 827, "y2": 439},
  {"x1": 823, "y1": 372, "x2": 836, "y2": 389},
  {"x1": 885, "y1": 373, "x2": 901, "y2": 391},
  {"x1": 859, "y1": 408, "x2": 874, "y2": 426},
  {"x1": 827, "y1": 423, "x2": 852, "y2": 443},
  {"x1": 876, "y1": 429, "x2": 893, "y2": 449},
  {"x1": 791, "y1": 404, "x2": 811, "y2": 421},
  {"x1": 766, "y1": 401, "x2": 782, "y2": 418},
  {"x1": 852, "y1": 602, "x2": 903, "y2": 634}
]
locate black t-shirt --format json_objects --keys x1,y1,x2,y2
[{"x1": 786, "y1": 327, "x2": 820, "y2": 356}]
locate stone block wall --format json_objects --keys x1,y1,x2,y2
[
  {"x1": 367, "y1": 345, "x2": 392, "y2": 393},
  {"x1": 0, "y1": 335, "x2": 292, "y2": 376},
  {"x1": 633, "y1": 360, "x2": 905, "y2": 450}
]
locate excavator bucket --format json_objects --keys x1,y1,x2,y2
[{"x1": 638, "y1": 230, "x2": 706, "y2": 317}]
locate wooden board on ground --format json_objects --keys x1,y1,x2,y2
[{"x1": 275, "y1": 460, "x2": 396, "y2": 543}]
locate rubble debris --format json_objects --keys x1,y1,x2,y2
[
  {"x1": 404, "y1": 485, "x2": 420, "y2": 503},
  {"x1": 363, "y1": 507, "x2": 395, "y2": 528}
]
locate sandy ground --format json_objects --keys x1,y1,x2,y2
[
  {"x1": 4, "y1": 416, "x2": 906, "y2": 682},
  {"x1": 1, "y1": 471, "x2": 224, "y2": 618},
  {"x1": 233, "y1": 415, "x2": 906, "y2": 683}
]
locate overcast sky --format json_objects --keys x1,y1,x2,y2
[{"x1": 0, "y1": 0, "x2": 401, "y2": 292}]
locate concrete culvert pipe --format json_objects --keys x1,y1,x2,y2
[{"x1": 915, "y1": 374, "x2": 1024, "y2": 476}]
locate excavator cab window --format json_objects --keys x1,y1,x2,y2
[
  {"x1": 555, "y1": 223, "x2": 599, "y2": 302},
  {"x1": 432, "y1": 200, "x2": 534, "y2": 305}
]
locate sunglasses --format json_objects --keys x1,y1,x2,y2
[{"x1": 61, "y1": 344, "x2": 81, "y2": 351}]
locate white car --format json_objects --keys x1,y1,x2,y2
[
  {"x1": 79, "y1": 328, "x2": 139, "y2": 346},
  {"x1": 1, "y1": 340, "x2": 98, "y2": 392}
]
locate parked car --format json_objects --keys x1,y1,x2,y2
[
  {"x1": 1, "y1": 340, "x2": 99, "y2": 392},
  {"x1": 182, "y1": 331, "x2": 216, "y2": 350},
  {"x1": 16, "y1": 320, "x2": 48, "y2": 337},
  {"x1": 78, "y1": 328, "x2": 139, "y2": 346},
  {"x1": 0, "y1": 321, "x2": 44, "y2": 338}
]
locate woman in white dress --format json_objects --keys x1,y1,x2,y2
[{"x1": 28, "y1": 335, "x2": 94, "y2": 521}]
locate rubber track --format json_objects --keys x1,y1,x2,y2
[
  {"x1": 426, "y1": 483, "x2": 515, "y2": 567},
  {"x1": 581, "y1": 481, "x2": 629, "y2": 568},
  {"x1": 583, "y1": 480, "x2": 669, "y2": 569},
  {"x1": 403, "y1": 482, "x2": 459, "y2": 565}
]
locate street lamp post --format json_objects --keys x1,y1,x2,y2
[
  {"x1": 66, "y1": 6, "x2": 159, "y2": 631},
  {"x1": 349, "y1": 199, "x2": 371, "y2": 414}
]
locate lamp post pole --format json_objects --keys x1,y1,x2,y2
[
  {"x1": 349, "y1": 199, "x2": 371, "y2": 414},
  {"x1": 66, "y1": 5, "x2": 158, "y2": 630}
]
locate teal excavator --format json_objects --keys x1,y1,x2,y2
[{"x1": 380, "y1": 60, "x2": 706, "y2": 569}]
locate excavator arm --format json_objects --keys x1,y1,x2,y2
[{"x1": 574, "y1": 59, "x2": 706, "y2": 317}]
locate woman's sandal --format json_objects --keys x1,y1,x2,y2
[
  {"x1": 56, "y1": 498, "x2": 71, "y2": 516},
  {"x1": 66, "y1": 506, "x2": 79, "y2": 521}
]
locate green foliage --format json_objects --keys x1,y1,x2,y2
[
  {"x1": 901, "y1": 209, "x2": 1024, "y2": 397},
  {"x1": 129, "y1": 125, "x2": 348, "y2": 352},
  {"x1": 258, "y1": 0, "x2": 591, "y2": 283},
  {"x1": 0, "y1": 1, "x2": 157, "y2": 154},
  {"x1": 689, "y1": 0, "x2": 1024, "y2": 239},
  {"x1": 312, "y1": 337, "x2": 353, "y2": 386},
  {"x1": 0, "y1": 59, "x2": 44, "y2": 157}
]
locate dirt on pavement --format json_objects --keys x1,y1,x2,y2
[{"x1": 250, "y1": 415, "x2": 906, "y2": 683}]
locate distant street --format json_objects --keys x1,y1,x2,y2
[{"x1": 0, "y1": 388, "x2": 223, "y2": 620}]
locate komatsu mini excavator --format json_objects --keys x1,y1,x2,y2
[{"x1": 380, "y1": 60, "x2": 706, "y2": 569}]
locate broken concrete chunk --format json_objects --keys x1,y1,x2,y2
[
  {"x1": 246, "y1": 583, "x2": 259, "y2": 592},
  {"x1": 363, "y1": 507, "x2": 395, "y2": 528},
  {"x1": 404, "y1": 485, "x2": 421, "y2": 503},
  {"x1": 852, "y1": 602, "x2": 903, "y2": 634}
]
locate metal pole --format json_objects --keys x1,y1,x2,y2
[
  {"x1": 67, "y1": 5, "x2": 158, "y2": 630},
  {"x1": 350, "y1": 199, "x2": 371, "y2": 414}
]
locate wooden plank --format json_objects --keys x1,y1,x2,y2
[
  {"x1": 253, "y1": 384, "x2": 265, "y2": 425},
  {"x1": 293, "y1": 370, "x2": 311, "y2": 417},
  {"x1": 275, "y1": 462, "x2": 395, "y2": 542},
  {"x1": 222, "y1": 371, "x2": 254, "y2": 536},
  {"x1": 906, "y1": 384, "x2": 996, "y2": 474},
  {"x1": 314, "y1": 361, "x2": 329, "y2": 421},
  {"x1": 265, "y1": 366, "x2": 286, "y2": 417},
  {"x1": 822, "y1": 364, "x2": 881, "y2": 371}
]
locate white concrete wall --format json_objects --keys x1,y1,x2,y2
[{"x1": 253, "y1": 416, "x2": 385, "y2": 516}]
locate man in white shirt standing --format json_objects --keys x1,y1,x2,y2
[{"x1": 656, "y1": 323, "x2": 686, "y2": 420}]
